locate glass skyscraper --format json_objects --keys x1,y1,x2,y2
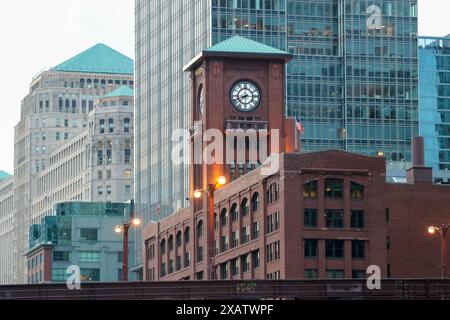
[
  {"x1": 419, "y1": 36, "x2": 450, "y2": 184},
  {"x1": 134, "y1": 0, "x2": 418, "y2": 224}
]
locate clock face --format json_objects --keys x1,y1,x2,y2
[{"x1": 230, "y1": 81, "x2": 261, "y2": 112}]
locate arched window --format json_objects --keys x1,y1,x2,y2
[
  {"x1": 184, "y1": 227, "x2": 190, "y2": 244},
  {"x1": 325, "y1": 179, "x2": 343, "y2": 198},
  {"x1": 303, "y1": 181, "x2": 318, "y2": 198},
  {"x1": 251, "y1": 193, "x2": 259, "y2": 212},
  {"x1": 168, "y1": 235, "x2": 174, "y2": 252},
  {"x1": 351, "y1": 182, "x2": 365, "y2": 199},
  {"x1": 176, "y1": 231, "x2": 182, "y2": 248},
  {"x1": 197, "y1": 220, "x2": 204, "y2": 238},
  {"x1": 241, "y1": 198, "x2": 249, "y2": 217},
  {"x1": 160, "y1": 239, "x2": 166, "y2": 255},
  {"x1": 231, "y1": 203, "x2": 238, "y2": 222},
  {"x1": 220, "y1": 208, "x2": 228, "y2": 227}
]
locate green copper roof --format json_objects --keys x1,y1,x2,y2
[
  {"x1": 184, "y1": 36, "x2": 292, "y2": 71},
  {"x1": 0, "y1": 171, "x2": 11, "y2": 180},
  {"x1": 204, "y1": 36, "x2": 289, "y2": 55},
  {"x1": 52, "y1": 43, "x2": 133, "y2": 75},
  {"x1": 103, "y1": 85, "x2": 134, "y2": 98}
]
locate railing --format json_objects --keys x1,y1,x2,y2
[{"x1": 0, "y1": 279, "x2": 449, "y2": 300}]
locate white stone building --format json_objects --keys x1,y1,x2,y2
[
  {"x1": 0, "y1": 174, "x2": 15, "y2": 284},
  {"x1": 12, "y1": 44, "x2": 134, "y2": 283}
]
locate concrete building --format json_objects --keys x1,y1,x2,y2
[
  {"x1": 26, "y1": 202, "x2": 135, "y2": 284},
  {"x1": 419, "y1": 36, "x2": 450, "y2": 184},
  {"x1": 0, "y1": 174, "x2": 15, "y2": 284},
  {"x1": 30, "y1": 85, "x2": 134, "y2": 225},
  {"x1": 13, "y1": 43, "x2": 134, "y2": 283}
]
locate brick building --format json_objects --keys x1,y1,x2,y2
[{"x1": 142, "y1": 37, "x2": 450, "y2": 281}]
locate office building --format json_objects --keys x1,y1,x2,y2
[
  {"x1": 0, "y1": 174, "x2": 15, "y2": 284},
  {"x1": 134, "y1": 0, "x2": 419, "y2": 227},
  {"x1": 13, "y1": 44, "x2": 133, "y2": 283},
  {"x1": 419, "y1": 36, "x2": 450, "y2": 184},
  {"x1": 26, "y1": 202, "x2": 135, "y2": 284}
]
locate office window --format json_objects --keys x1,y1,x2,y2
[
  {"x1": 304, "y1": 239, "x2": 318, "y2": 258},
  {"x1": 168, "y1": 236, "x2": 174, "y2": 252},
  {"x1": 97, "y1": 171, "x2": 103, "y2": 180},
  {"x1": 52, "y1": 269, "x2": 68, "y2": 282},
  {"x1": 160, "y1": 239, "x2": 166, "y2": 255},
  {"x1": 326, "y1": 240, "x2": 344, "y2": 259},
  {"x1": 161, "y1": 263, "x2": 166, "y2": 277},
  {"x1": 124, "y1": 118, "x2": 131, "y2": 133},
  {"x1": 252, "y1": 250, "x2": 260, "y2": 269},
  {"x1": 56, "y1": 132, "x2": 60, "y2": 141},
  {"x1": 184, "y1": 227, "x2": 190, "y2": 244},
  {"x1": 97, "y1": 186, "x2": 103, "y2": 196},
  {"x1": 351, "y1": 210, "x2": 365, "y2": 229},
  {"x1": 251, "y1": 193, "x2": 259, "y2": 212},
  {"x1": 176, "y1": 256, "x2": 182, "y2": 271},
  {"x1": 125, "y1": 185, "x2": 131, "y2": 195},
  {"x1": 108, "y1": 119, "x2": 114, "y2": 133},
  {"x1": 118, "y1": 252, "x2": 123, "y2": 263},
  {"x1": 197, "y1": 246, "x2": 203, "y2": 263},
  {"x1": 326, "y1": 210, "x2": 344, "y2": 228},
  {"x1": 352, "y1": 270, "x2": 366, "y2": 279},
  {"x1": 80, "y1": 228, "x2": 98, "y2": 241},
  {"x1": 221, "y1": 235, "x2": 228, "y2": 252},
  {"x1": 79, "y1": 252, "x2": 100, "y2": 263},
  {"x1": 252, "y1": 221, "x2": 260, "y2": 239},
  {"x1": 64, "y1": 132, "x2": 69, "y2": 140},
  {"x1": 326, "y1": 269, "x2": 344, "y2": 279},
  {"x1": 241, "y1": 198, "x2": 249, "y2": 217},
  {"x1": 231, "y1": 203, "x2": 238, "y2": 222},
  {"x1": 185, "y1": 252, "x2": 191, "y2": 268},
  {"x1": 220, "y1": 208, "x2": 228, "y2": 227},
  {"x1": 231, "y1": 231, "x2": 239, "y2": 248},
  {"x1": 304, "y1": 209, "x2": 317, "y2": 228},
  {"x1": 53, "y1": 251, "x2": 71, "y2": 262},
  {"x1": 99, "y1": 119, "x2": 105, "y2": 133},
  {"x1": 241, "y1": 254, "x2": 250, "y2": 273},
  {"x1": 325, "y1": 179, "x2": 343, "y2": 198},
  {"x1": 106, "y1": 170, "x2": 112, "y2": 179},
  {"x1": 220, "y1": 263, "x2": 228, "y2": 280},
  {"x1": 81, "y1": 269, "x2": 100, "y2": 282},
  {"x1": 231, "y1": 259, "x2": 239, "y2": 277},
  {"x1": 352, "y1": 240, "x2": 365, "y2": 259},
  {"x1": 241, "y1": 226, "x2": 250, "y2": 244},
  {"x1": 106, "y1": 186, "x2": 112, "y2": 195},
  {"x1": 350, "y1": 182, "x2": 364, "y2": 199},
  {"x1": 304, "y1": 181, "x2": 318, "y2": 198},
  {"x1": 305, "y1": 269, "x2": 319, "y2": 279},
  {"x1": 176, "y1": 231, "x2": 182, "y2": 248},
  {"x1": 197, "y1": 220, "x2": 204, "y2": 238}
]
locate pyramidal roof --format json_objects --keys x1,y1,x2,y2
[
  {"x1": 103, "y1": 85, "x2": 134, "y2": 98},
  {"x1": 52, "y1": 43, "x2": 133, "y2": 75},
  {"x1": 184, "y1": 36, "x2": 292, "y2": 71},
  {"x1": 205, "y1": 36, "x2": 289, "y2": 55},
  {"x1": 0, "y1": 171, "x2": 12, "y2": 180}
]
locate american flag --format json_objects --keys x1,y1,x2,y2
[{"x1": 296, "y1": 117, "x2": 305, "y2": 135}]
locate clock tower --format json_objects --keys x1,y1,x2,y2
[
  {"x1": 184, "y1": 36, "x2": 294, "y2": 279},
  {"x1": 184, "y1": 36, "x2": 295, "y2": 194}
]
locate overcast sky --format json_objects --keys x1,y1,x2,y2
[{"x1": 0, "y1": 1, "x2": 448, "y2": 173}]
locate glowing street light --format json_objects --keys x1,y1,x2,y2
[{"x1": 427, "y1": 224, "x2": 449, "y2": 279}]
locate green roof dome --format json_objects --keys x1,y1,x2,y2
[
  {"x1": 52, "y1": 43, "x2": 133, "y2": 75},
  {"x1": 0, "y1": 171, "x2": 12, "y2": 180},
  {"x1": 103, "y1": 85, "x2": 134, "y2": 98}
]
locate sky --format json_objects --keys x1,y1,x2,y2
[{"x1": 0, "y1": 0, "x2": 448, "y2": 174}]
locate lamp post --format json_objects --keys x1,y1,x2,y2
[
  {"x1": 194, "y1": 176, "x2": 227, "y2": 280},
  {"x1": 115, "y1": 203, "x2": 142, "y2": 282},
  {"x1": 428, "y1": 224, "x2": 449, "y2": 279}
]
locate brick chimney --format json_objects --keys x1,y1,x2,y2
[{"x1": 406, "y1": 136, "x2": 432, "y2": 184}]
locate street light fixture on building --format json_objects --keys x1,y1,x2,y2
[
  {"x1": 428, "y1": 224, "x2": 449, "y2": 279},
  {"x1": 115, "y1": 201, "x2": 141, "y2": 282},
  {"x1": 193, "y1": 176, "x2": 227, "y2": 280}
]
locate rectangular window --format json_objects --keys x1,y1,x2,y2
[
  {"x1": 304, "y1": 239, "x2": 318, "y2": 258},
  {"x1": 305, "y1": 269, "x2": 319, "y2": 279},
  {"x1": 81, "y1": 268, "x2": 100, "y2": 282},
  {"x1": 326, "y1": 210, "x2": 344, "y2": 228},
  {"x1": 79, "y1": 252, "x2": 100, "y2": 263},
  {"x1": 80, "y1": 228, "x2": 98, "y2": 241},
  {"x1": 326, "y1": 269, "x2": 344, "y2": 279},
  {"x1": 241, "y1": 226, "x2": 250, "y2": 244},
  {"x1": 124, "y1": 118, "x2": 131, "y2": 133},
  {"x1": 51, "y1": 269, "x2": 68, "y2": 282},
  {"x1": 304, "y1": 209, "x2": 317, "y2": 228},
  {"x1": 231, "y1": 231, "x2": 239, "y2": 248},
  {"x1": 231, "y1": 259, "x2": 239, "y2": 277},
  {"x1": 325, "y1": 179, "x2": 343, "y2": 198},
  {"x1": 352, "y1": 270, "x2": 366, "y2": 279},
  {"x1": 53, "y1": 251, "x2": 71, "y2": 262},
  {"x1": 351, "y1": 210, "x2": 365, "y2": 229},
  {"x1": 252, "y1": 221, "x2": 260, "y2": 239},
  {"x1": 326, "y1": 240, "x2": 344, "y2": 259},
  {"x1": 252, "y1": 250, "x2": 260, "y2": 269},
  {"x1": 241, "y1": 254, "x2": 250, "y2": 273},
  {"x1": 352, "y1": 240, "x2": 365, "y2": 259}
]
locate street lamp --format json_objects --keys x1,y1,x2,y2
[
  {"x1": 193, "y1": 176, "x2": 227, "y2": 280},
  {"x1": 428, "y1": 224, "x2": 449, "y2": 279},
  {"x1": 115, "y1": 205, "x2": 142, "y2": 282}
]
